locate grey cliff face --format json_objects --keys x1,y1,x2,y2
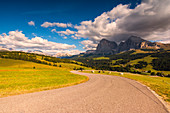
[
  {"x1": 96, "y1": 39, "x2": 117, "y2": 54},
  {"x1": 117, "y1": 36, "x2": 147, "y2": 52}
]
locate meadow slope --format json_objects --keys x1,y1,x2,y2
[{"x1": 0, "y1": 58, "x2": 88, "y2": 97}]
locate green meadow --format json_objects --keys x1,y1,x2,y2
[
  {"x1": 0, "y1": 58, "x2": 88, "y2": 97},
  {"x1": 83, "y1": 70, "x2": 170, "y2": 102},
  {"x1": 93, "y1": 57, "x2": 110, "y2": 60}
]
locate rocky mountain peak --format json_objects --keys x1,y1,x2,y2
[
  {"x1": 96, "y1": 39, "x2": 117, "y2": 54},
  {"x1": 117, "y1": 36, "x2": 147, "y2": 52},
  {"x1": 127, "y1": 36, "x2": 146, "y2": 43}
]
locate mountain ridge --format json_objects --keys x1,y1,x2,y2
[{"x1": 93, "y1": 36, "x2": 170, "y2": 55}]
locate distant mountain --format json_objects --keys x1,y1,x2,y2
[
  {"x1": 27, "y1": 50, "x2": 46, "y2": 55},
  {"x1": 117, "y1": 36, "x2": 147, "y2": 52},
  {"x1": 116, "y1": 36, "x2": 163, "y2": 52},
  {"x1": 87, "y1": 36, "x2": 170, "y2": 55},
  {"x1": 53, "y1": 53, "x2": 72, "y2": 58},
  {"x1": 96, "y1": 39, "x2": 117, "y2": 54}
]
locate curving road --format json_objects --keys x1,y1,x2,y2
[{"x1": 0, "y1": 71, "x2": 168, "y2": 113}]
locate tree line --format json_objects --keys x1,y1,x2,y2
[{"x1": 0, "y1": 51, "x2": 78, "y2": 67}]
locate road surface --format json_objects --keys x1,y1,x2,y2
[{"x1": 0, "y1": 71, "x2": 168, "y2": 113}]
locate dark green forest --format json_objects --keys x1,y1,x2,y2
[{"x1": 151, "y1": 52, "x2": 170, "y2": 71}]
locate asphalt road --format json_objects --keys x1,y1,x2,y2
[{"x1": 0, "y1": 71, "x2": 168, "y2": 113}]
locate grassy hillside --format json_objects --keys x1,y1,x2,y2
[
  {"x1": 0, "y1": 51, "x2": 91, "y2": 70},
  {"x1": 127, "y1": 55, "x2": 154, "y2": 65},
  {"x1": 0, "y1": 58, "x2": 88, "y2": 97},
  {"x1": 73, "y1": 49, "x2": 170, "y2": 76}
]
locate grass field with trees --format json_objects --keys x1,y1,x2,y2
[
  {"x1": 0, "y1": 58, "x2": 89, "y2": 97},
  {"x1": 72, "y1": 50, "x2": 170, "y2": 76}
]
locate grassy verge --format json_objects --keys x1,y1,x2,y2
[
  {"x1": 83, "y1": 70, "x2": 170, "y2": 102},
  {"x1": 0, "y1": 58, "x2": 88, "y2": 97}
]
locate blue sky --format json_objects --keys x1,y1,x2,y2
[{"x1": 0, "y1": 0, "x2": 170, "y2": 55}]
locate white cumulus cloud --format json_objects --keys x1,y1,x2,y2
[
  {"x1": 80, "y1": 40, "x2": 97, "y2": 50},
  {"x1": 56, "y1": 29, "x2": 75, "y2": 35},
  {"x1": 38, "y1": 0, "x2": 170, "y2": 51},
  {"x1": 28, "y1": 21, "x2": 35, "y2": 26},
  {"x1": 74, "y1": 0, "x2": 170, "y2": 50},
  {"x1": 0, "y1": 30, "x2": 76, "y2": 54},
  {"x1": 71, "y1": 35, "x2": 79, "y2": 40},
  {"x1": 41, "y1": 22, "x2": 72, "y2": 28},
  {"x1": 52, "y1": 29, "x2": 77, "y2": 39}
]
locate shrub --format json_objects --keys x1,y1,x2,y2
[
  {"x1": 79, "y1": 67, "x2": 84, "y2": 71},
  {"x1": 53, "y1": 64, "x2": 57, "y2": 67},
  {"x1": 148, "y1": 70, "x2": 151, "y2": 73},
  {"x1": 134, "y1": 61, "x2": 148, "y2": 69},
  {"x1": 73, "y1": 67, "x2": 77, "y2": 70},
  {"x1": 156, "y1": 72, "x2": 164, "y2": 77},
  {"x1": 165, "y1": 74, "x2": 170, "y2": 77},
  {"x1": 151, "y1": 72, "x2": 155, "y2": 75}
]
